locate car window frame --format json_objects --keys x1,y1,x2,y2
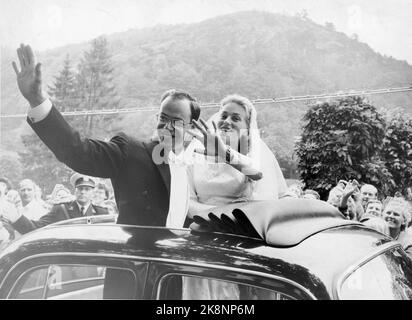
[
  {"x1": 148, "y1": 261, "x2": 316, "y2": 300},
  {"x1": 333, "y1": 241, "x2": 404, "y2": 299},
  {"x1": 156, "y1": 272, "x2": 300, "y2": 300},
  {"x1": 7, "y1": 265, "x2": 49, "y2": 299},
  {"x1": 1, "y1": 252, "x2": 147, "y2": 300},
  {"x1": 8, "y1": 264, "x2": 107, "y2": 299}
]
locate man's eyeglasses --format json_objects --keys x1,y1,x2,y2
[{"x1": 155, "y1": 113, "x2": 192, "y2": 129}]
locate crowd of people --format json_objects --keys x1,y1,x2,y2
[
  {"x1": 0, "y1": 175, "x2": 118, "y2": 246},
  {"x1": 285, "y1": 180, "x2": 412, "y2": 257}
]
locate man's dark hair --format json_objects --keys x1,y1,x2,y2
[
  {"x1": 160, "y1": 89, "x2": 200, "y2": 121},
  {"x1": 96, "y1": 183, "x2": 110, "y2": 200}
]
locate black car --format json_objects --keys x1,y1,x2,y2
[{"x1": 1, "y1": 199, "x2": 412, "y2": 300}]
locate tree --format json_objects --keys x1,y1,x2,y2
[
  {"x1": 381, "y1": 112, "x2": 412, "y2": 196},
  {"x1": 76, "y1": 36, "x2": 120, "y2": 135},
  {"x1": 0, "y1": 151, "x2": 23, "y2": 188},
  {"x1": 295, "y1": 96, "x2": 393, "y2": 199},
  {"x1": 18, "y1": 134, "x2": 73, "y2": 195},
  {"x1": 48, "y1": 55, "x2": 77, "y2": 112}
]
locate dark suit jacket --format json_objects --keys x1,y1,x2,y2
[
  {"x1": 13, "y1": 201, "x2": 109, "y2": 234},
  {"x1": 28, "y1": 106, "x2": 173, "y2": 227}
]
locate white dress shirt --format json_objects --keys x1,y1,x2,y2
[
  {"x1": 21, "y1": 200, "x2": 48, "y2": 220},
  {"x1": 27, "y1": 98, "x2": 53, "y2": 123},
  {"x1": 165, "y1": 149, "x2": 191, "y2": 229},
  {"x1": 75, "y1": 202, "x2": 91, "y2": 216}
]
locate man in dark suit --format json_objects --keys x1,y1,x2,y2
[
  {"x1": 11, "y1": 44, "x2": 200, "y2": 228},
  {"x1": 8, "y1": 173, "x2": 109, "y2": 234}
]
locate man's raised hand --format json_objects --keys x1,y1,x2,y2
[{"x1": 12, "y1": 44, "x2": 46, "y2": 107}]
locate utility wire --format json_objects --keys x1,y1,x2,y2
[{"x1": 1, "y1": 85, "x2": 412, "y2": 119}]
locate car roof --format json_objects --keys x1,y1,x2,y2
[
  {"x1": 190, "y1": 198, "x2": 359, "y2": 247},
  {"x1": 0, "y1": 221, "x2": 392, "y2": 299},
  {"x1": 47, "y1": 199, "x2": 360, "y2": 247}
]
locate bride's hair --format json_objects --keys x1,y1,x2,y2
[
  {"x1": 218, "y1": 94, "x2": 260, "y2": 161},
  {"x1": 220, "y1": 94, "x2": 254, "y2": 127}
]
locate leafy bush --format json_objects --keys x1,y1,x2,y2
[
  {"x1": 295, "y1": 96, "x2": 394, "y2": 199},
  {"x1": 381, "y1": 112, "x2": 412, "y2": 195}
]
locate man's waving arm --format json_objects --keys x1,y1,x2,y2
[{"x1": 12, "y1": 44, "x2": 128, "y2": 178}]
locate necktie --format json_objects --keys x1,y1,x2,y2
[{"x1": 81, "y1": 206, "x2": 85, "y2": 216}]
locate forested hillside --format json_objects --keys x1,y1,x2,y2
[{"x1": 1, "y1": 10, "x2": 412, "y2": 187}]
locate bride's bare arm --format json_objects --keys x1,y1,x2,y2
[{"x1": 225, "y1": 148, "x2": 262, "y2": 181}]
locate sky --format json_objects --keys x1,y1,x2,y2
[{"x1": 1, "y1": 0, "x2": 412, "y2": 63}]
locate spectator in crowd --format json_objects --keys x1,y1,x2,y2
[
  {"x1": 327, "y1": 180, "x2": 359, "y2": 220},
  {"x1": 3, "y1": 173, "x2": 109, "y2": 235},
  {"x1": 6, "y1": 189, "x2": 22, "y2": 210},
  {"x1": 360, "y1": 184, "x2": 378, "y2": 210},
  {"x1": 406, "y1": 187, "x2": 412, "y2": 201},
  {"x1": 47, "y1": 184, "x2": 75, "y2": 205},
  {"x1": 18, "y1": 179, "x2": 48, "y2": 220},
  {"x1": 93, "y1": 183, "x2": 110, "y2": 206},
  {"x1": 359, "y1": 200, "x2": 389, "y2": 236},
  {"x1": 383, "y1": 197, "x2": 412, "y2": 258},
  {"x1": 285, "y1": 183, "x2": 304, "y2": 198},
  {"x1": 93, "y1": 182, "x2": 118, "y2": 214},
  {"x1": 302, "y1": 189, "x2": 320, "y2": 200},
  {"x1": 361, "y1": 199, "x2": 383, "y2": 219},
  {"x1": 0, "y1": 177, "x2": 17, "y2": 244},
  {"x1": 337, "y1": 180, "x2": 347, "y2": 190}
]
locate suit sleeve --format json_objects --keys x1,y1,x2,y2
[
  {"x1": 28, "y1": 106, "x2": 129, "y2": 178},
  {"x1": 12, "y1": 205, "x2": 67, "y2": 234},
  {"x1": 404, "y1": 246, "x2": 412, "y2": 260}
]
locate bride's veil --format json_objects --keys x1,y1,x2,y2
[{"x1": 207, "y1": 105, "x2": 287, "y2": 200}]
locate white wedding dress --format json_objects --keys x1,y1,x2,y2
[
  {"x1": 188, "y1": 138, "x2": 287, "y2": 205},
  {"x1": 183, "y1": 109, "x2": 287, "y2": 300}
]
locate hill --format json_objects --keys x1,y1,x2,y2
[{"x1": 1, "y1": 10, "x2": 412, "y2": 179}]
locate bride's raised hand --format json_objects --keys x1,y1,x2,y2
[{"x1": 188, "y1": 118, "x2": 228, "y2": 161}]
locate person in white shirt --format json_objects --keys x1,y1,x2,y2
[
  {"x1": 0, "y1": 177, "x2": 18, "y2": 245},
  {"x1": 18, "y1": 179, "x2": 48, "y2": 220}
]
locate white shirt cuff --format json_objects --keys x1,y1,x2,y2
[{"x1": 27, "y1": 99, "x2": 52, "y2": 123}]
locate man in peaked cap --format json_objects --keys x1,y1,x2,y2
[{"x1": 3, "y1": 173, "x2": 109, "y2": 235}]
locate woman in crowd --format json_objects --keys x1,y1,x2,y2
[
  {"x1": 383, "y1": 197, "x2": 412, "y2": 258},
  {"x1": 187, "y1": 94, "x2": 287, "y2": 216}
]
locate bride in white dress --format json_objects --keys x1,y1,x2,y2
[
  {"x1": 187, "y1": 94, "x2": 287, "y2": 216},
  {"x1": 182, "y1": 94, "x2": 287, "y2": 300}
]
